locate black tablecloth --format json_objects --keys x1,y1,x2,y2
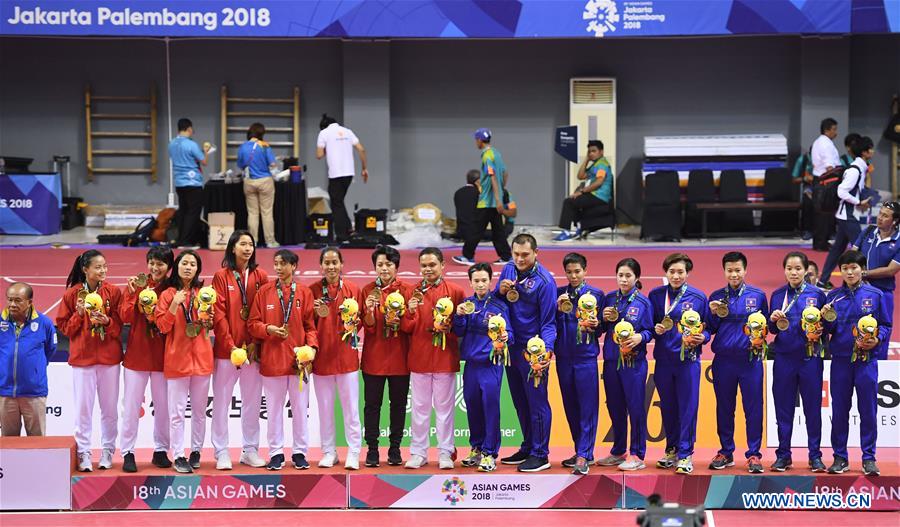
[{"x1": 205, "y1": 179, "x2": 307, "y2": 246}]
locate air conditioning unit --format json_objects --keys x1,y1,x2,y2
[{"x1": 568, "y1": 78, "x2": 617, "y2": 196}]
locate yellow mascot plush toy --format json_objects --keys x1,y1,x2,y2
[
  {"x1": 576, "y1": 292, "x2": 599, "y2": 344},
  {"x1": 339, "y1": 298, "x2": 360, "y2": 347},
  {"x1": 524, "y1": 335, "x2": 550, "y2": 388},
  {"x1": 743, "y1": 311, "x2": 769, "y2": 361},
  {"x1": 432, "y1": 297, "x2": 454, "y2": 350},
  {"x1": 852, "y1": 314, "x2": 878, "y2": 362},
  {"x1": 800, "y1": 306, "x2": 823, "y2": 358},
  {"x1": 612, "y1": 320, "x2": 636, "y2": 369},
  {"x1": 83, "y1": 292, "x2": 106, "y2": 340},
  {"x1": 197, "y1": 286, "x2": 217, "y2": 324},
  {"x1": 294, "y1": 345, "x2": 317, "y2": 390},
  {"x1": 677, "y1": 309, "x2": 704, "y2": 361},
  {"x1": 381, "y1": 291, "x2": 406, "y2": 338},
  {"x1": 487, "y1": 314, "x2": 509, "y2": 366}
]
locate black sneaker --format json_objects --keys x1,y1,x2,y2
[
  {"x1": 809, "y1": 458, "x2": 827, "y2": 473},
  {"x1": 387, "y1": 446, "x2": 403, "y2": 466},
  {"x1": 862, "y1": 460, "x2": 880, "y2": 476},
  {"x1": 267, "y1": 454, "x2": 285, "y2": 471},
  {"x1": 365, "y1": 448, "x2": 380, "y2": 468},
  {"x1": 561, "y1": 455, "x2": 578, "y2": 468},
  {"x1": 709, "y1": 453, "x2": 734, "y2": 470},
  {"x1": 152, "y1": 451, "x2": 172, "y2": 468},
  {"x1": 500, "y1": 449, "x2": 530, "y2": 465},
  {"x1": 572, "y1": 457, "x2": 589, "y2": 476},
  {"x1": 292, "y1": 453, "x2": 309, "y2": 470},
  {"x1": 747, "y1": 456, "x2": 764, "y2": 474},
  {"x1": 189, "y1": 451, "x2": 201, "y2": 469},
  {"x1": 122, "y1": 452, "x2": 138, "y2": 473},
  {"x1": 174, "y1": 457, "x2": 193, "y2": 473},
  {"x1": 771, "y1": 458, "x2": 792, "y2": 472},
  {"x1": 827, "y1": 456, "x2": 849, "y2": 474},
  {"x1": 517, "y1": 456, "x2": 551, "y2": 473}
]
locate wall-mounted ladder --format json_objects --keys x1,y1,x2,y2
[
  {"x1": 84, "y1": 84, "x2": 158, "y2": 182},
  {"x1": 219, "y1": 85, "x2": 300, "y2": 171}
]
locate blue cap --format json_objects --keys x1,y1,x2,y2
[{"x1": 473, "y1": 128, "x2": 492, "y2": 141}]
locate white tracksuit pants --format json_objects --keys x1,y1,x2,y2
[
  {"x1": 409, "y1": 372, "x2": 455, "y2": 458},
  {"x1": 313, "y1": 372, "x2": 362, "y2": 456},
  {"x1": 211, "y1": 358, "x2": 262, "y2": 456},
  {"x1": 168, "y1": 375, "x2": 210, "y2": 458},
  {"x1": 72, "y1": 364, "x2": 120, "y2": 454},
  {"x1": 120, "y1": 368, "x2": 170, "y2": 454},
  {"x1": 262, "y1": 375, "x2": 310, "y2": 457}
]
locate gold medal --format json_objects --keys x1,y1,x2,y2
[
  {"x1": 185, "y1": 322, "x2": 201, "y2": 338},
  {"x1": 661, "y1": 316, "x2": 674, "y2": 331},
  {"x1": 461, "y1": 301, "x2": 476, "y2": 315},
  {"x1": 822, "y1": 306, "x2": 837, "y2": 322},
  {"x1": 776, "y1": 317, "x2": 790, "y2": 331},
  {"x1": 608, "y1": 307, "x2": 620, "y2": 321},
  {"x1": 412, "y1": 290, "x2": 425, "y2": 302},
  {"x1": 240, "y1": 306, "x2": 250, "y2": 321},
  {"x1": 507, "y1": 288, "x2": 520, "y2": 303},
  {"x1": 282, "y1": 325, "x2": 290, "y2": 336},
  {"x1": 559, "y1": 298, "x2": 574, "y2": 314},
  {"x1": 135, "y1": 273, "x2": 149, "y2": 288},
  {"x1": 316, "y1": 303, "x2": 330, "y2": 318},
  {"x1": 716, "y1": 304, "x2": 729, "y2": 318},
  {"x1": 373, "y1": 287, "x2": 383, "y2": 298},
  {"x1": 77, "y1": 290, "x2": 88, "y2": 301}
]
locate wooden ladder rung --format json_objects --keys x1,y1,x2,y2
[
  {"x1": 91, "y1": 113, "x2": 151, "y2": 120},
  {"x1": 227, "y1": 111, "x2": 293, "y2": 117},
  {"x1": 90, "y1": 168, "x2": 153, "y2": 174},
  {"x1": 227, "y1": 126, "x2": 293, "y2": 133},
  {"x1": 91, "y1": 131, "x2": 152, "y2": 138},
  {"x1": 227, "y1": 97, "x2": 292, "y2": 104},
  {"x1": 225, "y1": 141, "x2": 294, "y2": 147},
  {"x1": 226, "y1": 155, "x2": 238, "y2": 161},
  {"x1": 92, "y1": 95, "x2": 151, "y2": 102},
  {"x1": 92, "y1": 150, "x2": 152, "y2": 156}
]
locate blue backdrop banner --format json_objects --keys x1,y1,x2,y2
[
  {"x1": 0, "y1": 173, "x2": 62, "y2": 236},
  {"x1": 1, "y1": 1, "x2": 897, "y2": 38}
]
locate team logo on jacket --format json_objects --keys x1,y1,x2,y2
[
  {"x1": 266, "y1": 304, "x2": 275, "y2": 310},
  {"x1": 681, "y1": 302, "x2": 693, "y2": 311},
  {"x1": 524, "y1": 277, "x2": 536, "y2": 290},
  {"x1": 228, "y1": 285, "x2": 235, "y2": 291},
  {"x1": 862, "y1": 298, "x2": 873, "y2": 312},
  {"x1": 30, "y1": 322, "x2": 38, "y2": 332},
  {"x1": 0, "y1": 321, "x2": 8, "y2": 332},
  {"x1": 745, "y1": 298, "x2": 757, "y2": 309},
  {"x1": 806, "y1": 298, "x2": 817, "y2": 307}
]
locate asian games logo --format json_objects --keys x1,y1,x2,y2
[
  {"x1": 441, "y1": 476, "x2": 468, "y2": 506},
  {"x1": 583, "y1": 0, "x2": 619, "y2": 37}
]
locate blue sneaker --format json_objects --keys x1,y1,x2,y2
[
  {"x1": 452, "y1": 256, "x2": 476, "y2": 266},
  {"x1": 552, "y1": 231, "x2": 576, "y2": 242}
]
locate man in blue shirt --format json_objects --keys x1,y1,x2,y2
[
  {"x1": 1, "y1": 282, "x2": 57, "y2": 436},
  {"x1": 494, "y1": 234, "x2": 557, "y2": 472},
  {"x1": 852, "y1": 201, "x2": 899, "y2": 359},
  {"x1": 705, "y1": 252, "x2": 769, "y2": 474},
  {"x1": 453, "y1": 263, "x2": 514, "y2": 473},
  {"x1": 237, "y1": 122, "x2": 279, "y2": 248},
  {"x1": 168, "y1": 118, "x2": 210, "y2": 247}
]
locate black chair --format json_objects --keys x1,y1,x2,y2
[
  {"x1": 580, "y1": 195, "x2": 616, "y2": 240},
  {"x1": 760, "y1": 167, "x2": 796, "y2": 233},
  {"x1": 719, "y1": 169, "x2": 754, "y2": 232},
  {"x1": 640, "y1": 170, "x2": 682, "y2": 241},
  {"x1": 683, "y1": 169, "x2": 716, "y2": 237}
]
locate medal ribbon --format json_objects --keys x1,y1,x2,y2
[
  {"x1": 418, "y1": 276, "x2": 443, "y2": 295},
  {"x1": 277, "y1": 280, "x2": 296, "y2": 327},
  {"x1": 664, "y1": 284, "x2": 687, "y2": 317},
  {"x1": 781, "y1": 282, "x2": 807, "y2": 315},
  {"x1": 567, "y1": 282, "x2": 587, "y2": 304},
  {"x1": 232, "y1": 269, "x2": 249, "y2": 312},
  {"x1": 181, "y1": 287, "x2": 195, "y2": 326},
  {"x1": 615, "y1": 288, "x2": 638, "y2": 316},
  {"x1": 321, "y1": 277, "x2": 343, "y2": 304}
]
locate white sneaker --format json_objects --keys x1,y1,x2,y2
[
  {"x1": 344, "y1": 451, "x2": 360, "y2": 470},
  {"x1": 240, "y1": 449, "x2": 266, "y2": 468},
  {"x1": 78, "y1": 452, "x2": 93, "y2": 472},
  {"x1": 216, "y1": 452, "x2": 233, "y2": 470},
  {"x1": 98, "y1": 448, "x2": 114, "y2": 470},
  {"x1": 405, "y1": 454, "x2": 427, "y2": 469},
  {"x1": 318, "y1": 451, "x2": 339, "y2": 468},
  {"x1": 439, "y1": 452, "x2": 454, "y2": 469}
]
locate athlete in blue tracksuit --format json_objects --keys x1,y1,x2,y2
[
  {"x1": 495, "y1": 234, "x2": 557, "y2": 472},
  {"x1": 454, "y1": 263, "x2": 515, "y2": 473},
  {"x1": 705, "y1": 252, "x2": 769, "y2": 473},
  {"x1": 769, "y1": 251, "x2": 827, "y2": 472},
  {"x1": 649, "y1": 253, "x2": 709, "y2": 474},
  {"x1": 822, "y1": 250, "x2": 890, "y2": 476},
  {"x1": 554, "y1": 253, "x2": 603, "y2": 474},
  {"x1": 598, "y1": 257, "x2": 653, "y2": 471}
]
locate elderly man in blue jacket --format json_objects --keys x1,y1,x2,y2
[{"x1": 0, "y1": 282, "x2": 57, "y2": 436}]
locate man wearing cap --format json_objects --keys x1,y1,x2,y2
[{"x1": 453, "y1": 129, "x2": 513, "y2": 266}]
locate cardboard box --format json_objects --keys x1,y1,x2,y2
[
  {"x1": 308, "y1": 196, "x2": 331, "y2": 215},
  {"x1": 208, "y1": 212, "x2": 235, "y2": 250}
]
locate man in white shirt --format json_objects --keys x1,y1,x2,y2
[
  {"x1": 316, "y1": 114, "x2": 368, "y2": 242},
  {"x1": 810, "y1": 118, "x2": 840, "y2": 252}
]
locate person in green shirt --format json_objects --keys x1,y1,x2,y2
[{"x1": 554, "y1": 140, "x2": 613, "y2": 242}]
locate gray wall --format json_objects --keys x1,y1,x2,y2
[{"x1": 1, "y1": 35, "x2": 897, "y2": 225}]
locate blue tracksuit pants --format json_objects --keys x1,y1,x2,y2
[
  {"x1": 557, "y1": 358, "x2": 599, "y2": 460},
  {"x1": 772, "y1": 354, "x2": 823, "y2": 461},
  {"x1": 602, "y1": 358, "x2": 647, "y2": 459},
  {"x1": 655, "y1": 358, "x2": 701, "y2": 459},
  {"x1": 463, "y1": 361, "x2": 504, "y2": 457},
  {"x1": 711, "y1": 355, "x2": 763, "y2": 459}
]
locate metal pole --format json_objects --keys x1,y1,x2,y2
[{"x1": 165, "y1": 37, "x2": 176, "y2": 208}]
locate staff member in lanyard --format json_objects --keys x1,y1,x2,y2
[
  {"x1": 57, "y1": 250, "x2": 123, "y2": 472},
  {"x1": 598, "y1": 258, "x2": 653, "y2": 471},
  {"x1": 309, "y1": 247, "x2": 364, "y2": 470},
  {"x1": 211, "y1": 230, "x2": 269, "y2": 470},
  {"x1": 495, "y1": 234, "x2": 557, "y2": 473},
  {"x1": 554, "y1": 253, "x2": 603, "y2": 475},
  {"x1": 405, "y1": 247, "x2": 466, "y2": 470},
  {"x1": 0, "y1": 282, "x2": 56, "y2": 437},
  {"x1": 118, "y1": 246, "x2": 174, "y2": 473},
  {"x1": 361, "y1": 245, "x2": 416, "y2": 468},
  {"x1": 453, "y1": 262, "x2": 514, "y2": 473},
  {"x1": 768, "y1": 251, "x2": 827, "y2": 473},
  {"x1": 237, "y1": 123, "x2": 280, "y2": 248},
  {"x1": 706, "y1": 252, "x2": 769, "y2": 474},
  {"x1": 249, "y1": 249, "x2": 318, "y2": 470},
  {"x1": 851, "y1": 200, "x2": 899, "y2": 359},
  {"x1": 649, "y1": 253, "x2": 709, "y2": 475},
  {"x1": 155, "y1": 250, "x2": 214, "y2": 474},
  {"x1": 822, "y1": 250, "x2": 889, "y2": 476}
]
